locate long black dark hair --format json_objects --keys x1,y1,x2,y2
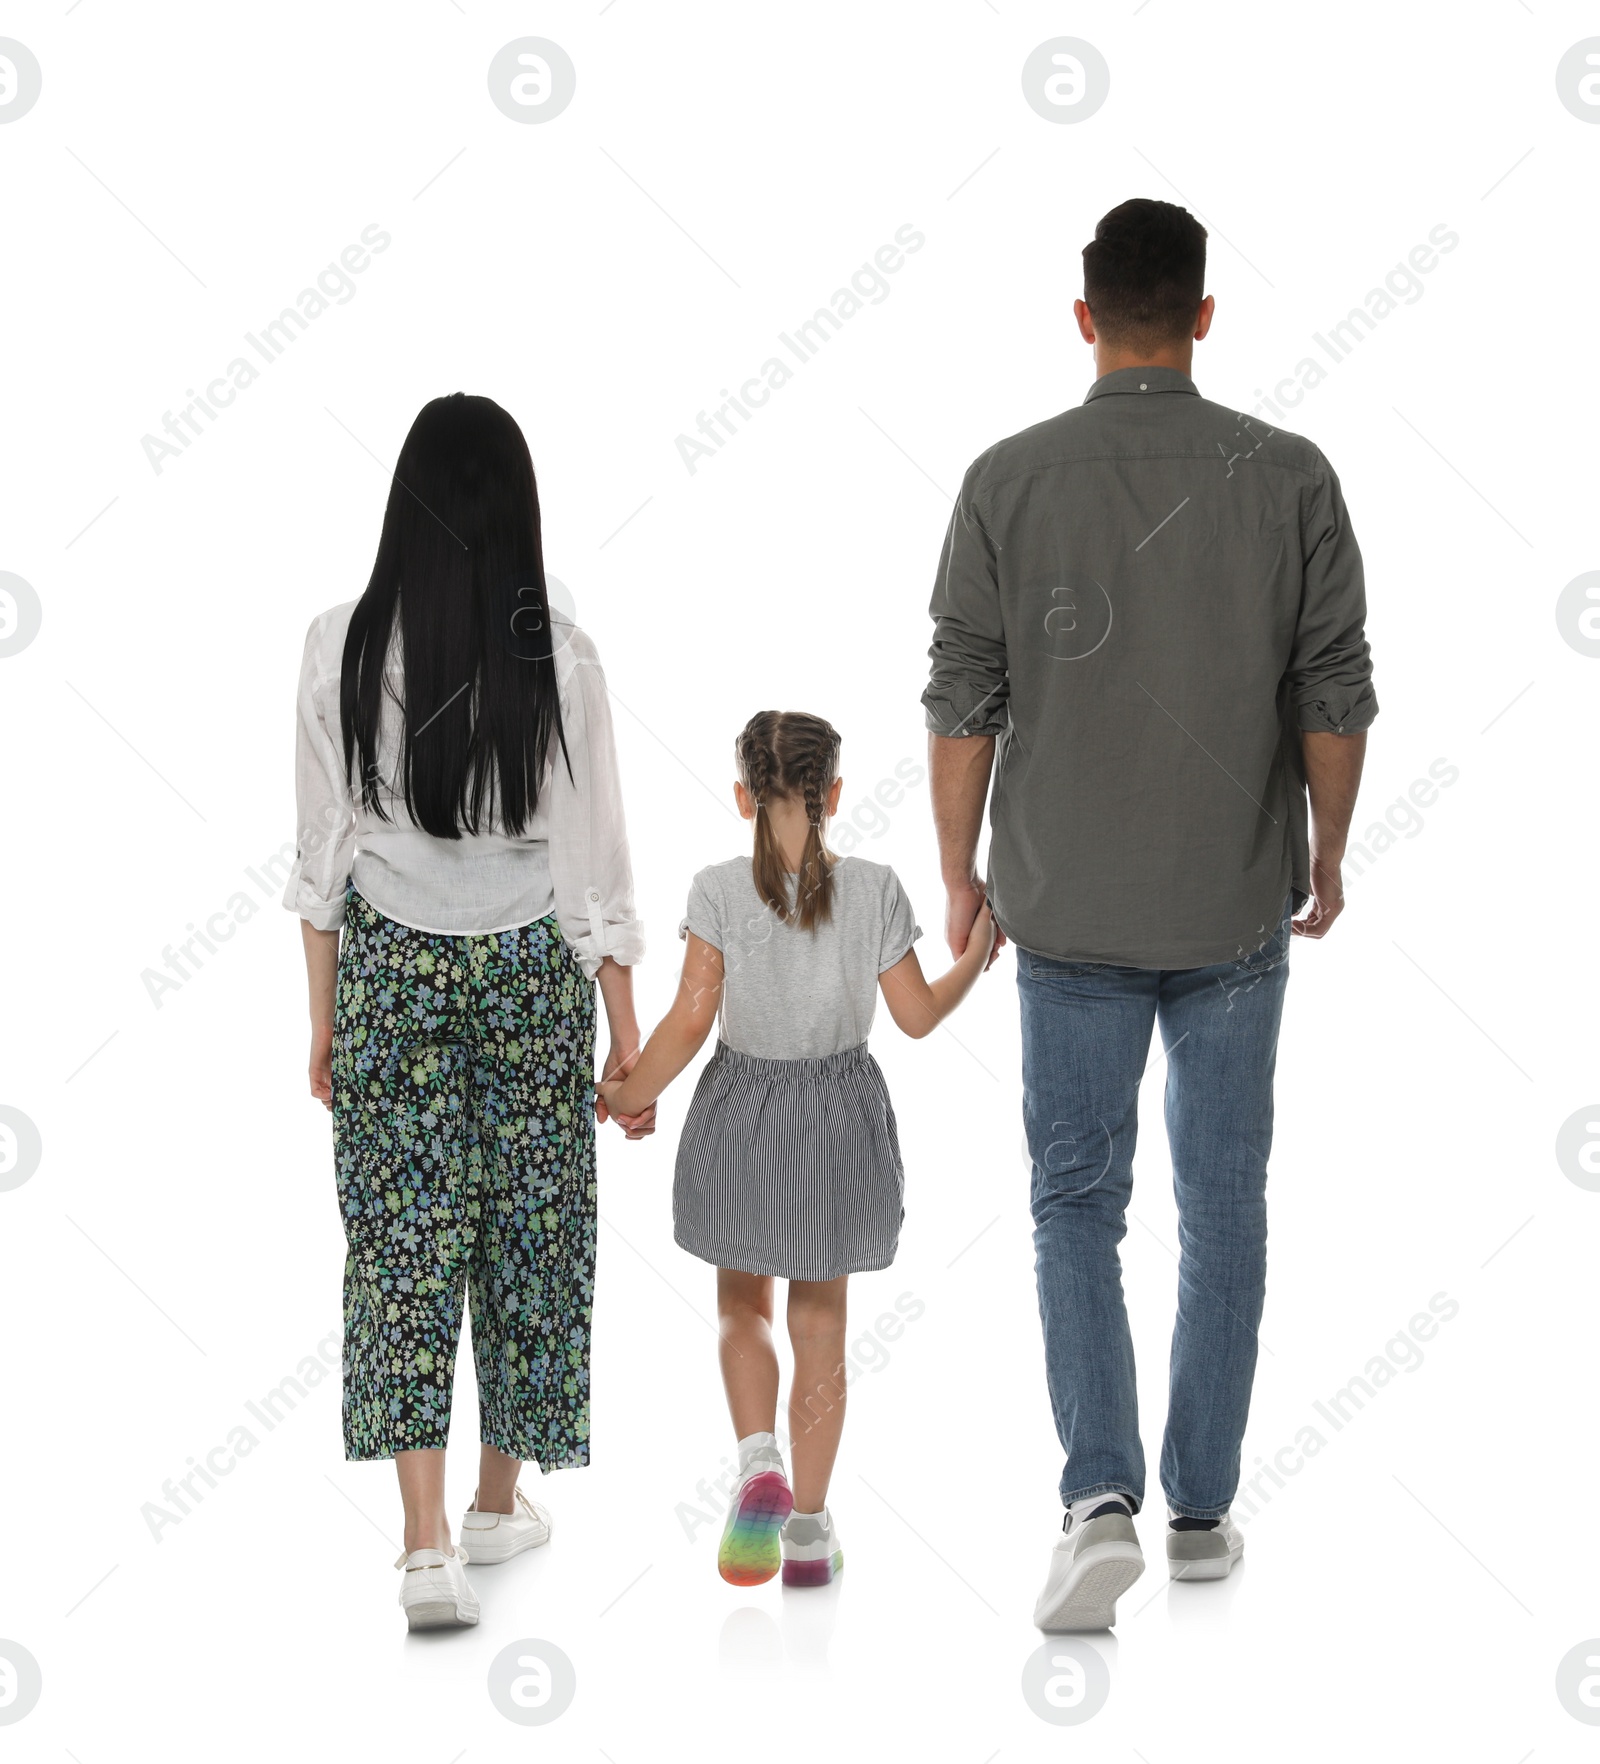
[{"x1": 340, "y1": 394, "x2": 568, "y2": 839}]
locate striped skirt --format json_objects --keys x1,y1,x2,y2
[{"x1": 673, "y1": 1042, "x2": 905, "y2": 1282}]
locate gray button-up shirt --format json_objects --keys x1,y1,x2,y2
[{"x1": 923, "y1": 366, "x2": 1377, "y2": 968}]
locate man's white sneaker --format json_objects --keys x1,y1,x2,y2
[
  {"x1": 1166, "y1": 1510, "x2": 1244, "y2": 1580},
  {"x1": 460, "y1": 1486, "x2": 552, "y2": 1565},
  {"x1": 1033, "y1": 1499, "x2": 1145, "y2": 1631},
  {"x1": 395, "y1": 1544, "x2": 479, "y2": 1630}
]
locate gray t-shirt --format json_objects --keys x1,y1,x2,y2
[{"x1": 680, "y1": 855, "x2": 922, "y2": 1059}]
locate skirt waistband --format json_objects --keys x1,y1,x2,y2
[{"x1": 708, "y1": 1040, "x2": 875, "y2": 1079}]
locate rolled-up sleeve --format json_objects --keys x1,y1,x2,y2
[
  {"x1": 1289, "y1": 459, "x2": 1379, "y2": 734},
  {"x1": 547, "y1": 648, "x2": 645, "y2": 978},
  {"x1": 922, "y1": 457, "x2": 1010, "y2": 738},
  {"x1": 679, "y1": 867, "x2": 723, "y2": 951},
  {"x1": 282, "y1": 615, "x2": 356, "y2": 931}
]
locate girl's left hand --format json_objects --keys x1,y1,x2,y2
[
  {"x1": 596, "y1": 1078, "x2": 655, "y2": 1139},
  {"x1": 596, "y1": 1044, "x2": 655, "y2": 1137}
]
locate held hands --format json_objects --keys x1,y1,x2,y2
[
  {"x1": 597, "y1": 1076, "x2": 654, "y2": 1140},
  {"x1": 596, "y1": 1078, "x2": 650, "y2": 1139},
  {"x1": 946, "y1": 879, "x2": 1005, "y2": 971},
  {"x1": 595, "y1": 1043, "x2": 656, "y2": 1140},
  {"x1": 966, "y1": 901, "x2": 999, "y2": 969}
]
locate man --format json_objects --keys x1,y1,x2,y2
[{"x1": 923, "y1": 198, "x2": 1375, "y2": 1631}]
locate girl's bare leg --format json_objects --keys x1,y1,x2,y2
[
  {"x1": 786, "y1": 1276, "x2": 849, "y2": 1512},
  {"x1": 718, "y1": 1268, "x2": 780, "y2": 1437}
]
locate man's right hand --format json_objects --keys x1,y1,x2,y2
[{"x1": 946, "y1": 877, "x2": 1006, "y2": 969}]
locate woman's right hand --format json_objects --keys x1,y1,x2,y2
[
  {"x1": 596, "y1": 1045, "x2": 656, "y2": 1139},
  {"x1": 596, "y1": 1079, "x2": 655, "y2": 1140}
]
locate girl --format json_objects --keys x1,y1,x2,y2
[
  {"x1": 287, "y1": 393, "x2": 652, "y2": 1630},
  {"x1": 598, "y1": 710, "x2": 994, "y2": 1588}
]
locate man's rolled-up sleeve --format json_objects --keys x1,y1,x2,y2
[
  {"x1": 922, "y1": 458, "x2": 1009, "y2": 738},
  {"x1": 1289, "y1": 459, "x2": 1379, "y2": 734}
]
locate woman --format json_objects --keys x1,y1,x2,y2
[{"x1": 285, "y1": 393, "x2": 651, "y2": 1630}]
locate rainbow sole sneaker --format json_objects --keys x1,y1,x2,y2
[
  {"x1": 780, "y1": 1509, "x2": 843, "y2": 1588},
  {"x1": 718, "y1": 1468, "x2": 794, "y2": 1586}
]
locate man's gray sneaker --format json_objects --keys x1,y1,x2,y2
[
  {"x1": 1033, "y1": 1500, "x2": 1145, "y2": 1631},
  {"x1": 1167, "y1": 1509, "x2": 1244, "y2": 1580}
]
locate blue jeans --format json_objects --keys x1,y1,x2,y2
[{"x1": 1016, "y1": 898, "x2": 1293, "y2": 1520}]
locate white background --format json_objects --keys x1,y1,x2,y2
[{"x1": 3, "y1": 2, "x2": 1597, "y2": 1758}]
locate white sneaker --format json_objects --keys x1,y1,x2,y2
[
  {"x1": 1167, "y1": 1509, "x2": 1244, "y2": 1580},
  {"x1": 460, "y1": 1486, "x2": 552, "y2": 1564},
  {"x1": 1033, "y1": 1499, "x2": 1145, "y2": 1631},
  {"x1": 395, "y1": 1543, "x2": 479, "y2": 1630},
  {"x1": 781, "y1": 1507, "x2": 843, "y2": 1588}
]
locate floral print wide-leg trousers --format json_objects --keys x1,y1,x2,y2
[{"x1": 331, "y1": 888, "x2": 597, "y2": 1467}]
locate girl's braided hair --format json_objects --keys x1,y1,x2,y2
[{"x1": 735, "y1": 710, "x2": 842, "y2": 932}]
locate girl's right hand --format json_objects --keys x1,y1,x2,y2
[{"x1": 968, "y1": 901, "x2": 999, "y2": 970}]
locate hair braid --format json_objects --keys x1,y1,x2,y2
[
  {"x1": 735, "y1": 710, "x2": 840, "y2": 931},
  {"x1": 801, "y1": 750, "x2": 825, "y2": 827},
  {"x1": 741, "y1": 731, "x2": 773, "y2": 813}
]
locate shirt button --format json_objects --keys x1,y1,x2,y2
[
  {"x1": 587, "y1": 889, "x2": 601, "y2": 902},
  {"x1": 1139, "y1": 381, "x2": 1149, "y2": 391}
]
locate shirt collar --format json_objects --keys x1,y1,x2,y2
[{"x1": 1083, "y1": 365, "x2": 1200, "y2": 403}]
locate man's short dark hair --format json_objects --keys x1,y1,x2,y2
[{"x1": 1082, "y1": 199, "x2": 1207, "y2": 347}]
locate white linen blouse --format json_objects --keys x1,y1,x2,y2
[{"x1": 282, "y1": 600, "x2": 644, "y2": 977}]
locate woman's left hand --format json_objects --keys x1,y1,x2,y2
[{"x1": 310, "y1": 1022, "x2": 334, "y2": 1112}]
